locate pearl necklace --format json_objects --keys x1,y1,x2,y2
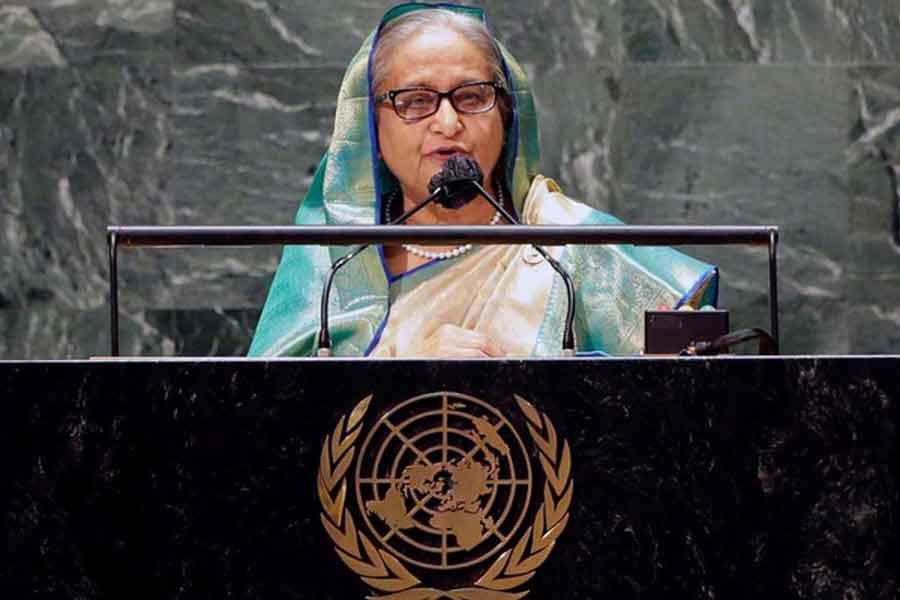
[{"x1": 385, "y1": 186, "x2": 504, "y2": 261}]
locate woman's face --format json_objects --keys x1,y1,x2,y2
[{"x1": 375, "y1": 27, "x2": 505, "y2": 204}]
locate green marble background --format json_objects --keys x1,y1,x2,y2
[{"x1": 1, "y1": 0, "x2": 898, "y2": 358}]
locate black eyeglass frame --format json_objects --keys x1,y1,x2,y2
[{"x1": 373, "y1": 80, "x2": 505, "y2": 121}]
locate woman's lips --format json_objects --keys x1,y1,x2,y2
[{"x1": 426, "y1": 150, "x2": 469, "y2": 163}]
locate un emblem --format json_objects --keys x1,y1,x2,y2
[{"x1": 317, "y1": 392, "x2": 572, "y2": 598}]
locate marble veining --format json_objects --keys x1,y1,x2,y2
[
  {"x1": 0, "y1": 6, "x2": 67, "y2": 68},
  {"x1": 1, "y1": 0, "x2": 899, "y2": 358}
]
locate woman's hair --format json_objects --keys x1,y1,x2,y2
[{"x1": 371, "y1": 8, "x2": 512, "y2": 125}]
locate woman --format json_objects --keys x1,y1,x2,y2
[{"x1": 248, "y1": 3, "x2": 717, "y2": 358}]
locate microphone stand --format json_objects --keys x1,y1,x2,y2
[
  {"x1": 316, "y1": 186, "x2": 447, "y2": 356},
  {"x1": 469, "y1": 181, "x2": 578, "y2": 356},
  {"x1": 319, "y1": 178, "x2": 579, "y2": 357}
]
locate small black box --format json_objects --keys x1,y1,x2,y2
[{"x1": 644, "y1": 310, "x2": 730, "y2": 354}]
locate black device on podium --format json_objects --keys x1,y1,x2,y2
[{"x1": 645, "y1": 309, "x2": 730, "y2": 354}]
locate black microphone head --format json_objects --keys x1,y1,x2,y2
[{"x1": 427, "y1": 154, "x2": 483, "y2": 209}]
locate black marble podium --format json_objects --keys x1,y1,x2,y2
[{"x1": 1, "y1": 358, "x2": 898, "y2": 599}]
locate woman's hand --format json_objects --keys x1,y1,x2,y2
[{"x1": 420, "y1": 324, "x2": 505, "y2": 358}]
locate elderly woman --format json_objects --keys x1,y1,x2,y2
[{"x1": 248, "y1": 3, "x2": 718, "y2": 358}]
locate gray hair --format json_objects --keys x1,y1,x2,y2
[{"x1": 371, "y1": 9, "x2": 510, "y2": 122}]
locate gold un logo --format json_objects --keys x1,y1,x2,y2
[{"x1": 317, "y1": 392, "x2": 572, "y2": 599}]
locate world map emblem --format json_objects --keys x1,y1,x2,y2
[{"x1": 317, "y1": 392, "x2": 573, "y2": 599}]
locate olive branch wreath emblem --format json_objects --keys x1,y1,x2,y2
[{"x1": 317, "y1": 393, "x2": 572, "y2": 599}]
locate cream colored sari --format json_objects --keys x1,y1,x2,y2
[{"x1": 371, "y1": 176, "x2": 713, "y2": 357}]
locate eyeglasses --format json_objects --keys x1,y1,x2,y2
[{"x1": 374, "y1": 81, "x2": 503, "y2": 121}]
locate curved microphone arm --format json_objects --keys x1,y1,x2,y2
[
  {"x1": 316, "y1": 248, "x2": 363, "y2": 356},
  {"x1": 471, "y1": 181, "x2": 577, "y2": 356},
  {"x1": 468, "y1": 181, "x2": 518, "y2": 225},
  {"x1": 320, "y1": 175, "x2": 579, "y2": 357},
  {"x1": 316, "y1": 187, "x2": 445, "y2": 356},
  {"x1": 522, "y1": 245, "x2": 577, "y2": 355}
]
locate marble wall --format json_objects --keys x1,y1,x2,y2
[{"x1": 0, "y1": 0, "x2": 898, "y2": 358}]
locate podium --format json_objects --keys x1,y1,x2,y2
[{"x1": 2, "y1": 356, "x2": 897, "y2": 598}]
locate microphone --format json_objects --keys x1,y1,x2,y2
[{"x1": 427, "y1": 154, "x2": 483, "y2": 209}]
